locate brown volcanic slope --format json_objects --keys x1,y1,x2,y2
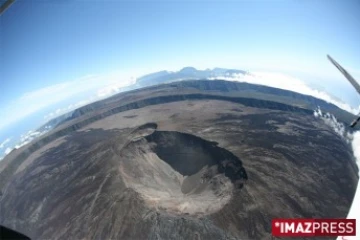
[{"x1": 0, "y1": 81, "x2": 358, "y2": 240}]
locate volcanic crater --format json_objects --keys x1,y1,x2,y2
[{"x1": 118, "y1": 123, "x2": 248, "y2": 215}]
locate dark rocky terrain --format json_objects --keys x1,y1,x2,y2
[
  {"x1": 60, "y1": 79, "x2": 360, "y2": 131},
  {"x1": 0, "y1": 80, "x2": 358, "y2": 240}
]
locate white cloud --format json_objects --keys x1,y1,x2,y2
[
  {"x1": 4, "y1": 147, "x2": 12, "y2": 155},
  {"x1": 0, "y1": 75, "x2": 92, "y2": 130},
  {"x1": 96, "y1": 83, "x2": 123, "y2": 98},
  {"x1": 0, "y1": 72, "x2": 137, "y2": 130},
  {"x1": 213, "y1": 72, "x2": 360, "y2": 115},
  {"x1": 43, "y1": 99, "x2": 92, "y2": 120},
  {"x1": 42, "y1": 76, "x2": 137, "y2": 121},
  {"x1": 313, "y1": 108, "x2": 353, "y2": 143},
  {"x1": 12, "y1": 128, "x2": 52, "y2": 150},
  {"x1": 0, "y1": 138, "x2": 11, "y2": 149},
  {"x1": 314, "y1": 107, "x2": 359, "y2": 170},
  {"x1": 96, "y1": 77, "x2": 136, "y2": 98},
  {"x1": 352, "y1": 131, "x2": 360, "y2": 166}
]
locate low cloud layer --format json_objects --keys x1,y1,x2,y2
[
  {"x1": 15, "y1": 127, "x2": 51, "y2": 149},
  {"x1": 43, "y1": 99, "x2": 93, "y2": 121},
  {"x1": 314, "y1": 107, "x2": 359, "y2": 167},
  {"x1": 4, "y1": 147, "x2": 12, "y2": 155},
  {"x1": 1, "y1": 73, "x2": 136, "y2": 131},
  {"x1": 214, "y1": 72, "x2": 360, "y2": 115},
  {"x1": 43, "y1": 76, "x2": 136, "y2": 121},
  {"x1": 0, "y1": 127, "x2": 52, "y2": 160},
  {"x1": 0, "y1": 138, "x2": 11, "y2": 149},
  {"x1": 313, "y1": 108, "x2": 353, "y2": 143},
  {"x1": 352, "y1": 131, "x2": 360, "y2": 166}
]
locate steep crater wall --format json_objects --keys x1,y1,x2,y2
[{"x1": 118, "y1": 124, "x2": 247, "y2": 215}]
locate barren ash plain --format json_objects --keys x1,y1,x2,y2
[{"x1": 0, "y1": 79, "x2": 358, "y2": 240}]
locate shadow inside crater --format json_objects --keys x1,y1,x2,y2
[{"x1": 145, "y1": 130, "x2": 248, "y2": 189}]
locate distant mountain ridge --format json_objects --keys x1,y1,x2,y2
[
  {"x1": 63, "y1": 80, "x2": 358, "y2": 132},
  {"x1": 135, "y1": 67, "x2": 247, "y2": 87}
]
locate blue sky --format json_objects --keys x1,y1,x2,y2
[{"x1": 1, "y1": 0, "x2": 360, "y2": 154}]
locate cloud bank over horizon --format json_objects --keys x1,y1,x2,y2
[
  {"x1": 0, "y1": 138, "x2": 11, "y2": 149},
  {"x1": 0, "y1": 73, "x2": 137, "y2": 132},
  {"x1": 214, "y1": 71, "x2": 360, "y2": 115}
]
